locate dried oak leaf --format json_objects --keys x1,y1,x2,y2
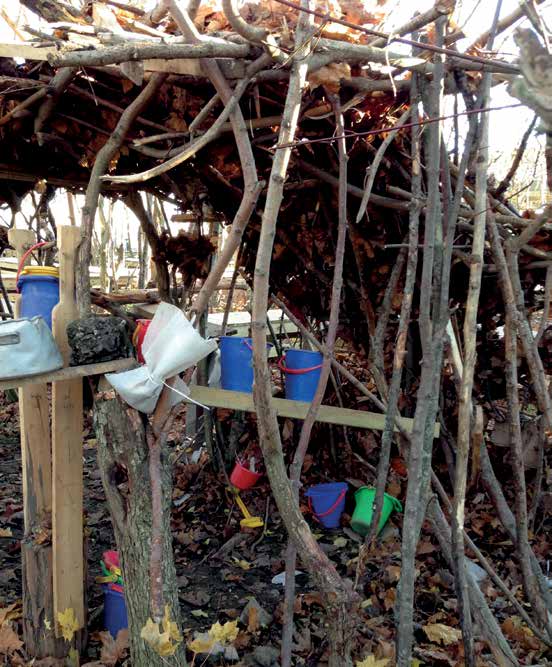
[
  {"x1": 423, "y1": 623, "x2": 462, "y2": 646},
  {"x1": 0, "y1": 623, "x2": 23, "y2": 655},
  {"x1": 99, "y1": 628, "x2": 129, "y2": 665},
  {"x1": 308, "y1": 62, "x2": 351, "y2": 93},
  {"x1": 0, "y1": 602, "x2": 21, "y2": 626}
]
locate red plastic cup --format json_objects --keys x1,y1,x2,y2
[{"x1": 230, "y1": 460, "x2": 262, "y2": 490}]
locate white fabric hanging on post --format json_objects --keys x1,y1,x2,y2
[{"x1": 106, "y1": 302, "x2": 218, "y2": 413}]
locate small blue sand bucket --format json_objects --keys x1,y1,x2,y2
[
  {"x1": 219, "y1": 336, "x2": 271, "y2": 393},
  {"x1": 279, "y1": 349, "x2": 323, "y2": 401},
  {"x1": 103, "y1": 585, "x2": 128, "y2": 638},
  {"x1": 17, "y1": 274, "x2": 59, "y2": 331},
  {"x1": 305, "y1": 482, "x2": 347, "y2": 529}
]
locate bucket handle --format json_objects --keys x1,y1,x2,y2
[
  {"x1": 307, "y1": 489, "x2": 346, "y2": 522},
  {"x1": 15, "y1": 241, "x2": 50, "y2": 293},
  {"x1": 278, "y1": 358, "x2": 323, "y2": 375}
]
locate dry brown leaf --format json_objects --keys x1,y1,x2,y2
[
  {"x1": 0, "y1": 601, "x2": 21, "y2": 626},
  {"x1": 423, "y1": 622, "x2": 462, "y2": 646},
  {"x1": 0, "y1": 623, "x2": 23, "y2": 655},
  {"x1": 501, "y1": 616, "x2": 542, "y2": 650},
  {"x1": 99, "y1": 628, "x2": 129, "y2": 665},
  {"x1": 247, "y1": 605, "x2": 259, "y2": 633},
  {"x1": 308, "y1": 63, "x2": 351, "y2": 94}
]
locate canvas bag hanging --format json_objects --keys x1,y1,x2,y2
[
  {"x1": 106, "y1": 302, "x2": 217, "y2": 413},
  {"x1": 0, "y1": 316, "x2": 64, "y2": 380}
]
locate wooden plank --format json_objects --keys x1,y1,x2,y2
[
  {"x1": 0, "y1": 42, "x2": 243, "y2": 78},
  {"x1": 189, "y1": 386, "x2": 440, "y2": 437},
  {"x1": 0, "y1": 41, "x2": 58, "y2": 61},
  {"x1": 0, "y1": 358, "x2": 136, "y2": 390},
  {"x1": 51, "y1": 226, "x2": 84, "y2": 635},
  {"x1": 7, "y1": 229, "x2": 63, "y2": 656}
]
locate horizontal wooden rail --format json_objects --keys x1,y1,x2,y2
[
  {"x1": 189, "y1": 386, "x2": 439, "y2": 437},
  {"x1": 0, "y1": 358, "x2": 136, "y2": 390}
]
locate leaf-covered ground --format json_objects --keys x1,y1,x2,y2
[{"x1": 1, "y1": 389, "x2": 551, "y2": 665}]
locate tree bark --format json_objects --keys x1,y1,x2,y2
[{"x1": 94, "y1": 392, "x2": 186, "y2": 667}]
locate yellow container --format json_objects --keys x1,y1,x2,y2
[{"x1": 20, "y1": 266, "x2": 59, "y2": 278}]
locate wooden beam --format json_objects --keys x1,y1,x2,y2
[
  {"x1": 7, "y1": 229, "x2": 64, "y2": 657},
  {"x1": 188, "y1": 386, "x2": 440, "y2": 437},
  {"x1": 52, "y1": 226, "x2": 84, "y2": 635},
  {"x1": 0, "y1": 358, "x2": 136, "y2": 390}
]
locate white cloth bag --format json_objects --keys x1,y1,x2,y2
[{"x1": 106, "y1": 302, "x2": 218, "y2": 413}]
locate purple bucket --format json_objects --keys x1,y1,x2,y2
[{"x1": 305, "y1": 482, "x2": 347, "y2": 529}]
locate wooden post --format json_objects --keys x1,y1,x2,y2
[
  {"x1": 7, "y1": 229, "x2": 65, "y2": 658},
  {"x1": 51, "y1": 226, "x2": 85, "y2": 635}
]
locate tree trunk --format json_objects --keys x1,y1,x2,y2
[
  {"x1": 93, "y1": 392, "x2": 186, "y2": 667},
  {"x1": 21, "y1": 541, "x2": 67, "y2": 658}
]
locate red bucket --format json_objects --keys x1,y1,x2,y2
[{"x1": 230, "y1": 460, "x2": 262, "y2": 490}]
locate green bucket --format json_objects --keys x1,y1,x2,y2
[{"x1": 351, "y1": 487, "x2": 402, "y2": 536}]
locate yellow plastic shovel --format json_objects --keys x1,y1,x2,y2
[{"x1": 234, "y1": 492, "x2": 264, "y2": 529}]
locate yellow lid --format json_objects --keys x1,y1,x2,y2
[{"x1": 20, "y1": 266, "x2": 59, "y2": 278}]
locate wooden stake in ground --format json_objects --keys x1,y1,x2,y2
[
  {"x1": 52, "y1": 226, "x2": 85, "y2": 636},
  {"x1": 7, "y1": 229, "x2": 66, "y2": 659}
]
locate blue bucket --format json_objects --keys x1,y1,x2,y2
[
  {"x1": 281, "y1": 349, "x2": 323, "y2": 402},
  {"x1": 17, "y1": 274, "x2": 59, "y2": 330},
  {"x1": 305, "y1": 482, "x2": 347, "y2": 529},
  {"x1": 220, "y1": 337, "x2": 271, "y2": 393},
  {"x1": 103, "y1": 585, "x2": 128, "y2": 638}
]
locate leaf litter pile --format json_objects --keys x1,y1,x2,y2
[{"x1": 1, "y1": 370, "x2": 552, "y2": 666}]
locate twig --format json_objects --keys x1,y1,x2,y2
[
  {"x1": 103, "y1": 57, "x2": 270, "y2": 185},
  {"x1": 529, "y1": 418, "x2": 546, "y2": 531},
  {"x1": 76, "y1": 73, "x2": 167, "y2": 315},
  {"x1": 270, "y1": 0, "x2": 520, "y2": 73},
  {"x1": 282, "y1": 93, "x2": 349, "y2": 667},
  {"x1": 362, "y1": 73, "x2": 422, "y2": 552},
  {"x1": 396, "y1": 18, "x2": 447, "y2": 666},
  {"x1": 488, "y1": 211, "x2": 552, "y2": 638},
  {"x1": 221, "y1": 0, "x2": 268, "y2": 43},
  {"x1": 250, "y1": 3, "x2": 357, "y2": 664},
  {"x1": 493, "y1": 114, "x2": 538, "y2": 199},
  {"x1": 34, "y1": 67, "x2": 76, "y2": 142},
  {"x1": 428, "y1": 498, "x2": 519, "y2": 666},
  {"x1": 369, "y1": 2, "x2": 454, "y2": 48},
  {"x1": 356, "y1": 108, "x2": 411, "y2": 224},
  {"x1": 124, "y1": 190, "x2": 171, "y2": 303},
  {"x1": 372, "y1": 245, "x2": 407, "y2": 398},
  {"x1": 432, "y1": 471, "x2": 551, "y2": 644},
  {"x1": 277, "y1": 102, "x2": 523, "y2": 150},
  {"x1": 48, "y1": 40, "x2": 250, "y2": 67},
  {"x1": 535, "y1": 264, "x2": 552, "y2": 344},
  {"x1": 0, "y1": 87, "x2": 48, "y2": 127}
]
